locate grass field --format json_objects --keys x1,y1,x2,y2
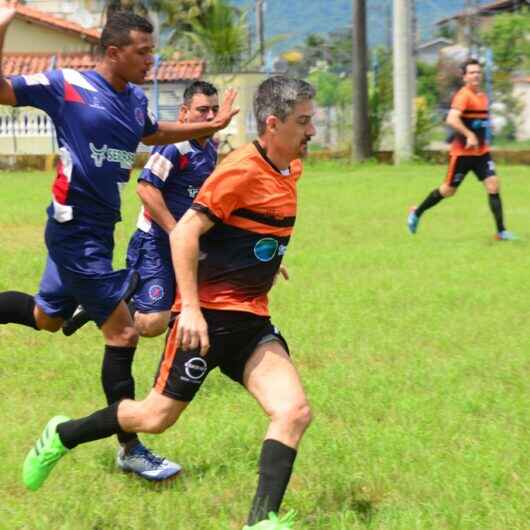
[{"x1": 1, "y1": 161, "x2": 529, "y2": 530}]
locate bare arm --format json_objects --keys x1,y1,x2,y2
[
  {"x1": 446, "y1": 108, "x2": 478, "y2": 149},
  {"x1": 0, "y1": 2, "x2": 18, "y2": 106},
  {"x1": 170, "y1": 208, "x2": 215, "y2": 355},
  {"x1": 142, "y1": 89, "x2": 239, "y2": 146},
  {"x1": 137, "y1": 181, "x2": 177, "y2": 234}
]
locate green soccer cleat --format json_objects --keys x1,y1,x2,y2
[
  {"x1": 243, "y1": 511, "x2": 296, "y2": 530},
  {"x1": 23, "y1": 415, "x2": 70, "y2": 491}
]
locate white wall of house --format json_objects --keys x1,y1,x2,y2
[{"x1": 513, "y1": 80, "x2": 530, "y2": 140}]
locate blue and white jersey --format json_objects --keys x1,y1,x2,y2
[
  {"x1": 136, "y1": 139, "x2": 217, "y2": 239},
  {"x1": 11, "y1": 69, "x2": 158, "y2": 226}
]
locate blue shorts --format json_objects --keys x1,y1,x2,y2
[
  {"x1": 126, "y1": 230, "x2": 175, "y2": 313},
  {"x1": 36, "y1": 219, "x2": 133, "y2": 326}
]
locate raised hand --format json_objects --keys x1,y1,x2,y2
[{"x1": 213, "y1": 88, "x2": 239, "y2": 130}]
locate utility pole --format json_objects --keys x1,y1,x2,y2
[
  {"x1": 256, "y1": 0, "x2": 265, "y2": 68},
  {"x1": 351, "y1": 0, "x2": 372, "y2": 161},
  {"x1": 393, "y1": 0, "x2": 413, "y2": 163}
]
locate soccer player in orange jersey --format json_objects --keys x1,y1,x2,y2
[
  {"x1": 24, "y1": 76, "x2": 316, "y2": 530},
  {"x1": 408, "y1": 59, "x2": 515, "y2": 240}
]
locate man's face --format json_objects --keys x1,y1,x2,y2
[
  {"x1": 269, "y1": 99, "x2": 316, "y2": 161},
  {"x1": 463, "y1": 64, "x2": 482, "y2": 89},
  {"x1": 181, "y1": 93, "x2": 219, "y2": 124},
  {"x1": 111, "y1": 30, "x2": 154, "y2": 84}
]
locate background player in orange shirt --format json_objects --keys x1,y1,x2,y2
[
  {"x1": 24, "y1": 76, "x2": 316, "y2": 530},
  {"x1": 408, "y1": 59, "x2": 515, "y2": 240}
]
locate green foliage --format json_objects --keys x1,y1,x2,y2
[
  {"x1": 481, "y1": 11, "x2": 530, "y2": 74},
  {"x1": 481, "y1": 11, "x2": 530, "y2": 143},
  {"x1": 368, "y1": 47, "x2": 393, "y2": 150},
  {"x1": 416, "y1": 61, "x2": 439, "y2": 108},
  {"x1": 181, "y1": 0, "x2": 249, "y2": 73}
]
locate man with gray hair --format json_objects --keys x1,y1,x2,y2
[{"x1": 24, "y1": 76, "x2": 316, "y2": 530}]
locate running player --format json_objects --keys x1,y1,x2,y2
[
  {"x1": 407, "y1": 58, "x2": 515, "y2": 240},
  {"x1": 0, "y1": 4, "x2": 237, "y2": 480},
  {"x1": 129, "y1": 80, "x2": 219, "y2": 337},
  {"x1": 23, "y1": 76, "x2": 315, "y2": 530}
]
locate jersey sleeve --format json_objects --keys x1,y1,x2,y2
[
  {"x1": 9, "y1": 70, "x2": 64, "y2": 118},
  {"x1": 143, "y1": 98, "x2": 158, "y2": 137},
  {"x1": 191, "y1": 164, "x2": 248, "y2": 223},
  {"x1": 451, "y1": 89, "x2": 469, "y2": 112},
  {"x1": 139, "y1": 144, "x2": 180, "y2": 189}
]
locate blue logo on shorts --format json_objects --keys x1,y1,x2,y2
[
  {"x1": 148, "y1": 284, "x2": 164, "y2": 302},
  {"x1": 254, "y1": 238, "x2": 279, "y2": 262}
]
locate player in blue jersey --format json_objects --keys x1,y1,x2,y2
[
  {"x1": 127, "y1": 80, "x2": 219, "y2": 337},
  {"x1": 0, "y1": 4, "x2": 237, "y2": 481}
]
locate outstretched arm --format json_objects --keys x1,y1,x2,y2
[
  {"x1": 169, "y1": 208, "x2": 215, "y2": 356},
  {"x1": 0, "y1": 1, "x2": 17, "y2": 106},
  {"x1": 142, "y1": 89, "x2": 239, "y2": 145}
]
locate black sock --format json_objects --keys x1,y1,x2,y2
[
  {"x1": 247, "y1": 439, "x2": 298, "y2": 525},
  {"x1": 488, "y1": 193, "x2": 506, "y2": 233},
  {"x1": 416, "y1": 188, "x2": 444, "y2": 218},
  {"x1": 57, "y1": 402, "x2": 123, "y2": 449},
  {"x1": 101, "y1": 345, "x2": 139, "y2": 446},
  {"x1": 0, "y1": 291, "x2": 38, "y2": 329}
]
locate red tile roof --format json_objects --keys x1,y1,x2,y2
[
  {"x1": 15, "y1": 5, "x2": 100, "y2": 43},
  {"x1": 2, "y1": 53, "x2": 205, "y2": 82}
]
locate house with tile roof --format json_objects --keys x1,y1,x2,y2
[{"x1": 0, "y1": 5, "x2": 205, "y2": 154}]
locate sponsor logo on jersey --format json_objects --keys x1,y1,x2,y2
[
  {"x1": 254, "y1": 238, "x2": 279, "y2": 262},
  {"x1": 187, "y1": 185, "x2": 200, "y2": 198},
  {"x1": 89, "y1": 143, "x2": 135, "y2": 170}
]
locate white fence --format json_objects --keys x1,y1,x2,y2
[{"x1": 0, "y1": 109, "x2": 57, "y2": 154}]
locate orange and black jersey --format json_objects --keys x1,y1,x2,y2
[
  {"x1": 450, "y1": 86, "x2": 491, "y2": 156},
  {"x1": 172, "y1": 141, "x2": 302, "y2": 316}
]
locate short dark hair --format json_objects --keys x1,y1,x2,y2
[
  {"x1": 254, "y1": 76, "x2": 315, "y2": 135},
  {"x1": 100, "y1": 11, "x2": 153, "y2": 51},
  {"x1": 461, "y1": 58, "x2": 481, "y2": 75},
  {"x1": 183, "y1": 81, "x2": 218, "y2": 105}
]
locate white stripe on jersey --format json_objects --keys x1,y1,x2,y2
[
  {"x1": 58, "y1": 147, "x2": 73, "y2": 182},
  {"x1": 145, "y1": 152, "x2": 174, "y2": 182},
  {"x1": 136, "y1": 206, "x2": 152, "y2": 232},
  {"x1": 22, "y1": 73, "x2": 50, "y2": 86},
  {"x1": 62, "y1": 69, "x2": 97, "y2": 92},
  {"x1": 52, "y1": 199, "x2": 73, "y2": 223},
  {"x1": 174, "y1": 141, "x2": 192, "y2": 155}
]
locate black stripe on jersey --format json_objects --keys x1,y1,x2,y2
[
  {"x1": 461, "y1": 110, "x2": 489, "y2": 116},
  {"x1": 191, "y1": 203, "x2": 222, "y2": 224},
  {"x1": 232, "y1": 208, "x2": 296, "y2": 227}
]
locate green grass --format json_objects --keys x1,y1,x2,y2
[{"x1": 1, "y1": 162, "x2": 529, "y2": 529}]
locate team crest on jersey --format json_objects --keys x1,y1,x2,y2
[
  {"x1": 148, "y1": 284, "x2": 164, "y2": 302},
  {"x1": 134, "y1": 107, "x2": 145, "y2": 126}
]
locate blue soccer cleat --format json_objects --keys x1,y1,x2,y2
[
  {"x1": 495, "y1": 230, "x2": 517, "y2": 241},
  {"x1": 407, "y1": 207, "x2": 420, "y2": 234},
  {"x1": 116, "y1": 443, "x2": 181, "y2": 481}
]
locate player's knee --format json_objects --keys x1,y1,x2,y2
[
  {"x1": 110, "y1": 326, "x2": 139, "y2": 346},
  {"x1": 273, "y1": 400, "x2": 313, "y2": 432},
  {"x1": 441, "y1": 185, "x2": 456, "y2": 198},
  {"x1": 486, "y1": 179, "x2": 499, "y2": 194},
  {"x1": 135, "y1": 313, "x2": 169, "y2": 337}
]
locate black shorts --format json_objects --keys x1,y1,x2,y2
[
  {"x1": 445, "y1": 152, "x2": 496, "y2": 188},
  {"x1": 153, "y1": 309, "x2": 289, "y2": 402}
]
